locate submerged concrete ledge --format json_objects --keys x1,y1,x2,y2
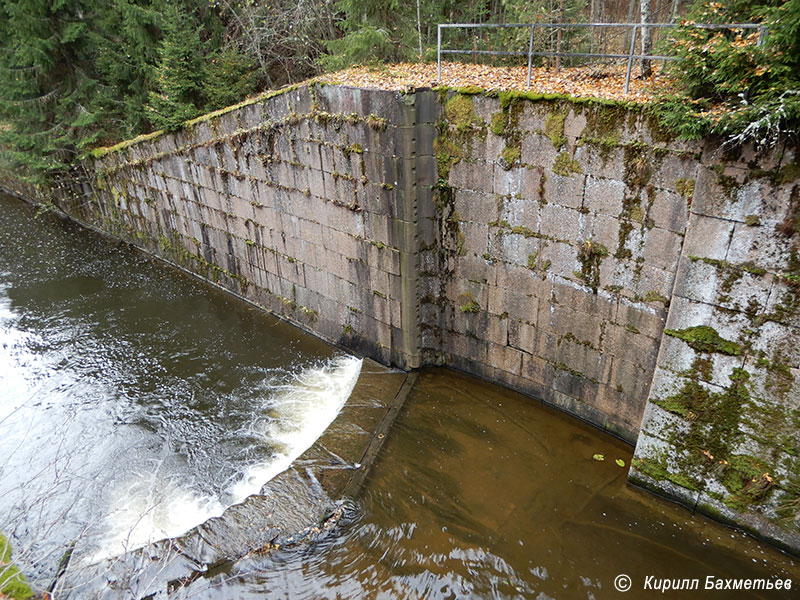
[{"x1": 60, "y1": 358, "x2": 413, "y2": 598}]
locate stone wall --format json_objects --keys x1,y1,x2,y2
[
  {"x1": 630, "y1": 141, "x2": 800, "y2": 553},
  {"x1": 13, "y1": 83, "x2": 799, "y2": 552},
  {"x1": 423, "y1": 92, "x2": 694, "y2": 443},
  {"x1": 66, "y1": 85, "x2": 436, "y2": 370}
]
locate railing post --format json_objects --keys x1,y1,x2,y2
[
  {"x1": 526, "y1": 24, "x2": 535, "y2": 89},
  {"x1": 757, "y1": 25, "x2": 767, "y2": 46},
  {"x1": 437, "y1": 24, "x2": 442, "y2": 84},
  {"x1": 624, "y1": 24, "x2": 638, "y2": 95}
]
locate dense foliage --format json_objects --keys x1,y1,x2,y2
[{"x1": 655, "y1": 0, "x2": 800, "y2": 148}]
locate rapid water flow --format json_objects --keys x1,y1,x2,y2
[{"x1": 0, "y1": 193, "x2": 359, "y2": 575}]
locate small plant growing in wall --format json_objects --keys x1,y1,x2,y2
[
  {"x1": 576, "y1": 239, "x2": 608, "y2": 293},
  {"x1": 458, "y1": 292, "x2": 480, "y2": 313}
]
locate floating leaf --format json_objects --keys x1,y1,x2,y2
[
  {"x1": 592, "y1": 453, "x2": 605, "y2": 461},
  {"x1": 615, "y1": 459, "x2": 626, "y2": 467}
]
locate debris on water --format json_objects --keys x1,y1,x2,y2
[{"x1": 592, "y1": 453, "x2": 605, "y2": 461}]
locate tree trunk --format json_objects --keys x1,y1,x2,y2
[
  {"x1": 624, "y1": 0, "x2": 637, "y2": 51},
  {"x1": 670, "y1": 0, "x2": 681, "y2": 22},
  {"x1": 555, "y1": 0, "x2": 565, "y2": 72},
  {"x1": 640, "y1": 0, "x2": 653, "y2": 78}
]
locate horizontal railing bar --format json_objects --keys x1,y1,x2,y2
[
  {"x1": 440, "y1": 22, "x2": 764, "y2": 30},
  {"x1": 441, "y1": 49, "x2": 676, "y2": 61}
]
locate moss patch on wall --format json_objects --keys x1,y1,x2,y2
[{"x1": 664, "y1": 325, "x2": 743, "y2": 356}]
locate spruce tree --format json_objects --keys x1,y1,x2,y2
[
  {"x1": 0, "y1": 0, "x2": 104, "y2": 181},
  {"x1": 146, "y1": 4, "x2": 208, "y2": 131}
]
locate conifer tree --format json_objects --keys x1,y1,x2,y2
[
  {"x1": 0, "y1": 0, "x2": 104, "y2": 181},
  {"x1": 146, "y1": 4, "x2": 209, "y2": 131}
]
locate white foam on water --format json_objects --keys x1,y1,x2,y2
[{"x1": 89, "y1": 355, "x2": 363, "y2": 562}]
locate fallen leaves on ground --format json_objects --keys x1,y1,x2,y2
[{"x1": 318, "y1": 62, "x2": 673, "y2": 104}]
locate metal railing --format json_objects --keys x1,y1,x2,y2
[{"x1": 437, "y1": 22, "x2": 767, "y2": 94}]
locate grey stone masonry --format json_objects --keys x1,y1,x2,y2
[{"x1": 29, "y1": 83, "x2": 798, "y2": 555}]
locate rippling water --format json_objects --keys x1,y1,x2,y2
[
  {"x1": 1, "y1": 192, "x2": 798, "y2": 599},
  {"x1": 0, "y1": 193, "x2": 357, "y2": 579}
]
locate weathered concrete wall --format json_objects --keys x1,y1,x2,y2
[{"x1": 11, "y1": 83, "x2": 798, "y2": 552}]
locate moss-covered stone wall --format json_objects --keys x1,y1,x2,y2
[
  {"x1": 424, "y1": 91, "x2": 693, "y2": 443},
  {"x1": 49, "y1": 84, "x2": 436, "y2": 370},
  {"x1": 631, "y1": 140, "x2": 800, "y2": 554}
]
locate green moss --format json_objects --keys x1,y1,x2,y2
[
  {"x1": 576, "y1": 239, "x2": 608, "y2": 293},
  {"x1": 744, "y1": 214, "x2": 761, "y2": 226},
  {"x1": 552, "y1": 151, "x2": 582, "y2": 176},
  {"x1": 458, "y1": 292, "x2": 480, "y2": 313},
  {"x1": 434, "y1": 137, "x2": 463, "y2": 181},
  {"x1": 500, "y1": 144, "x2": 521, "y2": 168},
  {"x1": 664, "y1": 325, "x2": 743, "y2": 356},
  {"x1": 0, "y1": 533, "x2": 33, "y2": 600},
  {"x1": 544, "y1": 110, "x2": 567, "y2": 148},
  {"x1": 490, "y1": 111, "x2": 506, "y2": 136},
  {"x1": 365, "y1": 114, "x2": 387, "y2": 130},
  {"x1": 641, "y1": 290, "x2": 669, "y2": 305},
  {"x1": 721, "y1": 455, "x2": 776, "y2": 512},
  {"x1": 444, "y1": 94, "x2": 481, "y2": 131},
  {"x1": 674, "y1": 177, "x2": 695, "y2": 205},
  {"x1": 631, "y1": 457, "x2": 700, "y2": 491},
  {"x1": 527, "y1": 251, "x2": 539, "y2": 270}
]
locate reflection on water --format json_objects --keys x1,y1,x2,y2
[{"x1": 199, "y1": 369, "x2": 799, "y2": 599}]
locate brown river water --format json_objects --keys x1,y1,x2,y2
[{"x1": 0, "y1": 191, "x2": 798, "y2": 599}]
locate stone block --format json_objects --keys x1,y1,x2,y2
[
  {"x1": 632, "y1": 265, "x2": 676, "y2": 302},
  {"x1": 616, "y1": 298, "x2": 666, "y2": 340},
  {"x1": 543, "y1": 172, "x2": 586, "y2": 210},
  {"x1": 364, "y1": 244, "x2": 400, "y2": 276},
  {"x1": 551, "y1": 278, "x2": 617, "y2": 320},
  {"x1": 540, "y1": 204, "x2": 582, "y2": 243},
  {"x1": 538, "y1": 240, "x2": 579, "y2": 280},
  {"x1": 726, "y1": 221, "x2": 790, "y2": 273},
  {"x1": 454, "y1": 189, "x2": 498, "y2": 225},
  {"x1": 487, "y1": 285, "x2": 538, "y2": 323},
  {"x1": 453, "y1": 255, "x2": 496, "y2": 285},
  {"x1": 538, "y1": 304, "x2": 604, "y2": 348},
  {"x1": 520, "y1": 167, "x2": 545, "y2": 203},
  {"x1": 496, "y1": 263, "x2": 551, "y2": 298},
  {"x1": 508, "y1": 319, "x2": 537, "y2": 353},
  {"x1": 610, "y1": 357, "x2": 651, "y2": 402},
  {"x1": 460, "y1": 221, "x2": 489, "y2": 256},
  {"x1": 521, "y1": 134, "x2": 559, "y2": 168},
  {"x1": 586, "y1": 213, "x2": 621, "y2": 252},
  {"x1": 603, "y1": 323, "x2": 660, "y2": 369},
  {"x1": 692, "y1": 164, "x2": 764, "y2": 222},
  {"x1": 649, "y1": 188, "x2": 689, "y2": 234},
  {"x1": 650, "y1": 152, "x2": 699, "y2": 192},
  {"x1": 681, "y1": 214, "x2": 734, "y2": 261},
  {"x1": 584, "y1": 175, "x2": 625, "y2": 217},
  {"x1": 448, "y1": 331, "x2": 488, "y2": 363},
  {"x1": 493, "y1": 166, "x2": 524, "y2": 197},
  {"x1": 492, "y1": 229, "x2": 541, "y2": 268},
  {"x1": 499, "y1": 195, "x2": 541, "y2": 232},
  {"x1": 488, "y1": 343, "x2": 523, "y2": 376},
  {"x1": 573, "y1": 144, "x2": 625, "y2": 180},
  {"x1": 522, "y1": 353, "x2": 556, "y2": 389},
  {"x1": 449, "y1": 159, "x2": 495, "y2": 194}
]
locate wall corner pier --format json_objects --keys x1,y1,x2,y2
[{"x1": 11, "y1": 83, "x2": 799, "y2": 554}]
